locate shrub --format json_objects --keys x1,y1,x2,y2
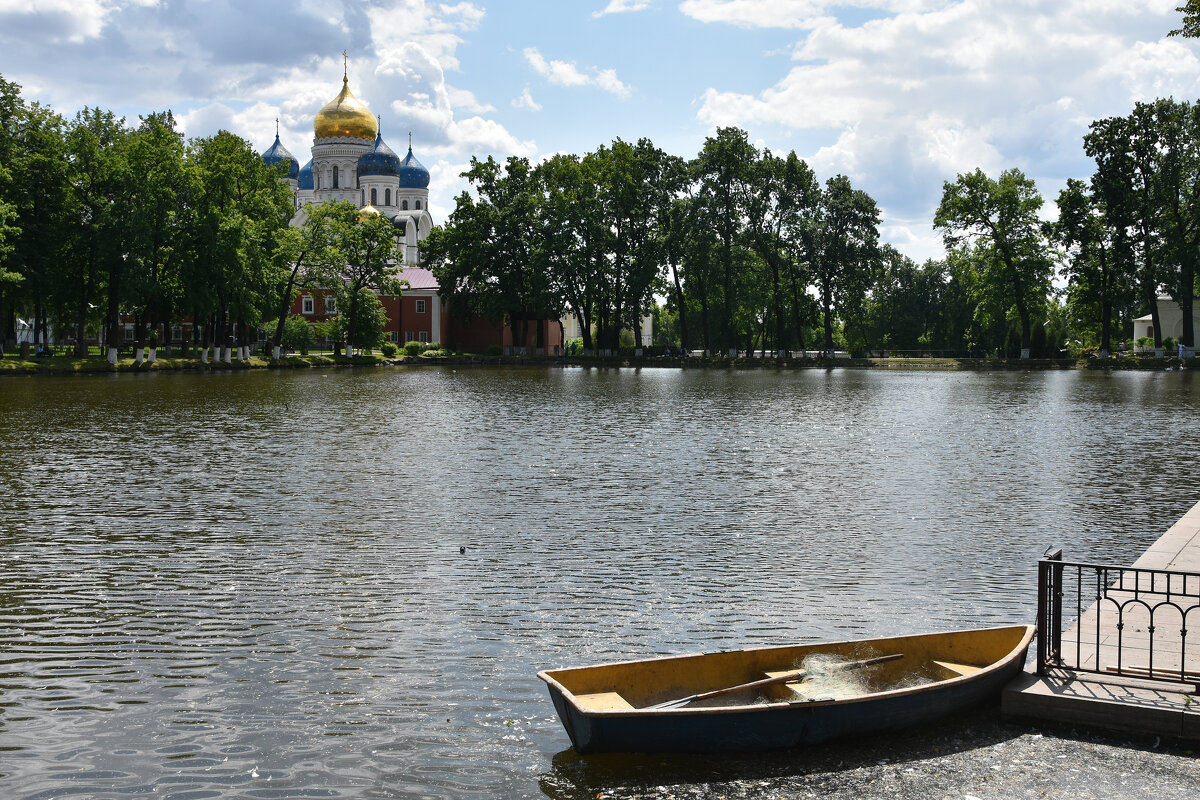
[
  {"x1": 380, "y1": 341, "x2": 398, "y2": 357},
  {"x1": 485, "y1": 345, "x2": 503, "y2": 357},
  {"x1": 345, "y1": 289, "x2": 388, "y2": 351},
  {"x1": 282, "y1": 315, "x2": 317, "y2": 355},
  {"x1": 404, "y1": 340, "x2": 426, "y2": 356}
]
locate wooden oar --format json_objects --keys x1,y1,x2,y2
[{"x1": 646, "y1": 653, "x2": 903, "y2": 710}]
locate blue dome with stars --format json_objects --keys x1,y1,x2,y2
[
  {"x1": 357, "y1": 132, "x2": 402, "y2": 177},
  {"x1": 262, "y1": 133, "x2": 299, "y2": 180},
  {"x1": 397, "y1": 147, "x2": 430, "y2": 189},
  {"x1": 297, "y1": 158, "x2": 314, "y2": 191}
]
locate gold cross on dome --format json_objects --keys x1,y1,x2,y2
[{"x1": 342, "y1": 50, "x2": 348, "y2": 80}]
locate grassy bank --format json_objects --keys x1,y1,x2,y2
[
  {"x1": 0, "y1": 351, "x2": 392, "y2": 375},
  {"x1": 4, "y1": 351, "x2": 1197, "y2": 376}
]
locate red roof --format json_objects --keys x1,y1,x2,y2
[{"x1": 400, "y1": 267, "x2": 439, "y2": 290}]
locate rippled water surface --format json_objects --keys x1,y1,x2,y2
[{"x1": 1, "y1": 366, "x2": 1198, "y2": 798}]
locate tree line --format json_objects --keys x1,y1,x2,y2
[
  {"x1": 0, "y1": 74, "x2": 400, "y2": 361},
  {"x1": 425, "y1": 107, "x2": 1200, "y2": 360},
  {"x1": 5, "y1": 65, "x2": 1200, "y2": 361},
  {"x1": 423, "y1": 130, "x2": 888, "y2": 356}
]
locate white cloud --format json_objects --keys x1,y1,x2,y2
[
  {"x1": 679, "y1": 1, "x2": 961, "y2": 29},
  {"x1": 448, "y1": 115, "x2": 537, "y2": 156},
  {"x1": 592, "y1": 68, "x2": 631, "y2": 99},
  {"x1": 0, "y1": 0, "x2": 112, "y2": 43},
  {"x1": 365, "y1": 1, "x2": 484, "y2": 72},
  {"x1": 693, "y1": 0, "x2": 1195, "y2": 261},
  {"x1": 523, "y1": 47, "x2": 632, "y2": 98},
  {"x1": 593, "y1": 0, "x2": 652, "y2": 17},
  {"x1": 177, "y1": 100, "x2": 303, "y2": 160},
  {"x1": 523, "y1": 47, "x2": 590, "y2": 88},
  {"x1": 679, "y1": 0, "x2": 826, "y2": 28},
  {"x1": 446, "y1": 85, "x2": 495, "y2": 113},
  {"x1": 512, "y1": 87, "x2": 542, "y2": 111}
]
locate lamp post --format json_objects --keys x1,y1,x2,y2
[{"x1": 16, "y1": 318, "x2": 31, "y2": 359}]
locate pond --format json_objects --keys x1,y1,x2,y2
[{"x1": 0, "y1": 366, "x2": 1196, "y2": 798}]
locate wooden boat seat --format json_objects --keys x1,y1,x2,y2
[
  {"x1": 762, "y1": 669, "x2": 808, "y2": 699},
  {"x1": 575, "y1": 691, "x2": 635, "y2": 711},
  {"x1": 932, "y1": 660, "x2": 984, "y2": 677}
]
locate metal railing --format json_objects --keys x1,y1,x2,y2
[{"x1": 1037, "y1": 550, "x2": 1200, "y2": 691}]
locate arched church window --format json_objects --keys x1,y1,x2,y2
[
  {"x1": 402, "y1": 199, "x2": 408, "y2": 210},
  {"x1": 415, "y1": 200, "x2": 422, "y2": 209},
  {"x1": 385, "y1": 189, "x2": 391, "y2": 206},
  {"x1": 333, "y1": 166, "x2": 339, "y2": 189},
  {"x1": 371, "y1": 188, "x2": 377, "y2": 205}
]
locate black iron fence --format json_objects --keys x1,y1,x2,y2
[{"x1": 1037, "y1": 550, "x2": 1200, "y2": 691}]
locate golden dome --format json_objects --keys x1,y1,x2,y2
[
  {"x1": 314, "y1": 78, "x2": 377, "y2": 140},
  {"x1": 359, "y1": 203, "x2": 381, "y2": 218}
]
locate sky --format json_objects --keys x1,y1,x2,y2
[{"x1": 2, "y1": 0, "x2": 1199, "y2": 263}]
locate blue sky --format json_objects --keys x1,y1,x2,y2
[{"x1": 2, "y1": 0, "x2": 1198, "y2": 262}]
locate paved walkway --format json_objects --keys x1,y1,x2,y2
[{"x1": 1002, "y1": 500, "x2": 1200, "y2": 740}]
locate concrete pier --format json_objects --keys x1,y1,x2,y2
[{"x1": 1002, "y1": 501, "x2": 1200, "y2": 740}]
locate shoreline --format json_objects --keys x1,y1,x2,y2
[{"x1": 1, "y1": 352, "x2": 1195, "y2": 376}]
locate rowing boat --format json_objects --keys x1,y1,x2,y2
[{"x1": 537, "y1": 624, "x2": 1035, "y2": 753}]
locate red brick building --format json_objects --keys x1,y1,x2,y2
[{"x1": 291, "y1": 267, "x2": 563, "y2": 354}]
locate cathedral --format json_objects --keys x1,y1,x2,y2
[
  {"x1": 258, "y1": 62, "x2": 563, "y2": 355},
  {"x1": 260, "y1": 62, "x2": 433, "y2": 265}
]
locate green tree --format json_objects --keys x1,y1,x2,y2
[
  {"x1": 62, "y1": 107, "x2": 130, "y2": 358},
  {"x1": 863, "y1": 246, "x2": 949, "y2": 354},
  {"x1": 6, "y1": 96, "x2": 70, "y2": 353},
  {"x1": 311, "y1": 202, "x2": 401, "y2": 353},
  {"x1": 426, "y1": 156, "x2": 559, "y2": 352},
  {"x1": 812, "y1": 175, "x2": 880, "y2": 352},
  {"x1": 600, "y1": 138, "x2": 678, "y2": 350},
  {"x1": 650, "y1": 302, "x2": 680, "y2": 348},
  {"x1": 0, "y1": 77, "x2": 25, "y2": 349},
  {"x1": 1143, "y1": 100, "x2": 1200, "y2": 349},
  {"x1": 124, "y1": 111, "x2": 189, "y2": 358},
  {"x1": 1084, "y1": 113, "x2": 1166, "y2": 350},
  {"x1": 747, "y1": 149, "x2": 820, "y2": 354},
  {"x1": 1084, "y1": 101, "x2": 1200, "y2": 351},
  {"x1": 934, "y1": 168, "x2": 1053, "y2": 358},
  {"x1": 342, "y1": 287, "x2": 390, "y2": 352},
  {"x1": 694, "y1": 127, "x2": 757, "y2": 353},
  {"x1": 536, "y1": 151, "x2": 602, "y2": 352},
  {"x1": 269, "y1": 210, "x2": 338, "y2": 358},
  {"x1": 1169, "y1": 1, "x2": 1200, "y2": 36},
  {"x1": 185, "y1": 130, "x2": 294, "y2": 361},
  {"x1": 1055, "y1": 178, "x2": 1136, "y2": 355}
]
